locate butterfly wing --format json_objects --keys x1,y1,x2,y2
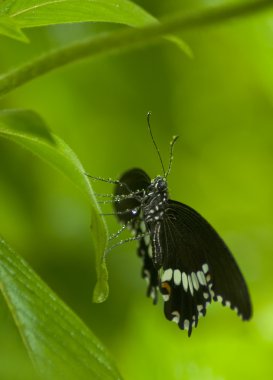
[
  {"x1": 158, "y1": 200, "x2": 252, "y2": 336},
  {"x1": 114, "y1": 169, "x2": 159, "y2": 303},
  {"x1": 114, "y1": 168, "x2": 150, "y2": 224}
]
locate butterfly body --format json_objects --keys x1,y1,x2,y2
[
  {"x1": 140, "y1": 176, "x2": 169, "y2": 268},
  {"x1": 114, "y1": 168, "x2": 252, "y2": 336}
]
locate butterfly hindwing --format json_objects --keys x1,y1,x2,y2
[
  {"x1": 157, "y1": 200, "x2": 252, "y2": 335},
  {"x1": 137, "y1": 225, "x2": 159, "y2": 304}
]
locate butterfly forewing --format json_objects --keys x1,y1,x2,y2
[
  {"x1": 114, "y1": 168, "x2": 160, "y2": 303},
  {"x1": 114, "y1": 168, "x2": 150, "y2": 223}
]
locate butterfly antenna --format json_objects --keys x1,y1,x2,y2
[
  {"x1": 165, "y1": 135, "x2": 179, "y2": 178},
  {"x1": 147, "y1": 112, "x2": 165, "y2": 175}
]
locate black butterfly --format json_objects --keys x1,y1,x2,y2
[{"x1": 112, "y1": 114, "x2": 252, "y2": 337}]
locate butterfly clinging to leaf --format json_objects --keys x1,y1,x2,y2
[{"x1": 89, "y1": 113, "x2": 252, "y2": 337}]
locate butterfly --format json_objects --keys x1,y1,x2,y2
[{"x1": 112, "y1": 113, "x2": 252, "y2": 337}]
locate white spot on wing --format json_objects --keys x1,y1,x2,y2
[
  {"x1": 174, "y1": 269, "x2": 181, "y2": 285},
  {"x1": 184, "y1": 319, "x2": 190, "y2": 330},
  {"x1": 188, "y1": 275, "x2": 194, "y2": 295},
  {"x1": 197, "y1": 304, "x2": 203, "y2": 312},
  {"x1": 162, "y1": 294, "x2": 170, "y2": 302},
  {"x1": 150, "y1": 288, "x2": 156, "y2": 300},
  {"x1": 171, "y1": 311, "x2": 180, "y2": 324},
  {"x1": 162, "y1": 268, "x2": 173, "y2": 282},
  {"x1": 202, "y1": 263, "x2": 209, "y2": 273},
  {"x1": 191, "y1": 272, "x2": 199, "y2": 291},
  {"x1": 182, "y1": 272, "x2": 188, "y2": 292},
  {"x1": 197, "y1": 271, "x2": 206, "y2": 286}
]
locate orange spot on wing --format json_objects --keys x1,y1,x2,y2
[{"x1": 161, "y1": 281, "x2": 171, "y2": 294}]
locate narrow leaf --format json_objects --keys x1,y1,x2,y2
[
  {"x1": 0, "y1": 15, "x2": 28, "y2": 42},
  {"x1": 0, "y1": 109, "x2": 108, "y2": 303},
  {"x1": 0, "y1": 0, "x2": 272, "y2": 98},
  {"x1": 0, "y1": 0, "x2": 190, "y2": 55},
  {"x1": 0, "y1": 0, "x2": 156, "y2": 28},
  {"x1": 0, "y1": 237, "x2": 121, "y2": 380}
]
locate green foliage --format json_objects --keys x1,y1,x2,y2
[
  {"x1": 0, "y1": 0, "x2": 155, "y2": 28},
  {"x1": 0, "y1": 0, "x2": 156, "y2": 29},
  {"x1": 0, "y1": 15, "x2": 29, "y2": 42},
  {"x1": 0, "y1": 0, "x2": 273, "y2": 379},
  {"x1": 0, "y1": 109, "x2": 108, "y2": 303},
  {"x1": 0, "y1": 0, "x2": 190, "y2": 55},
  {"x1": 1, "y1": 0, "x2": 272, "y2": 97},
  {"x1": 0, "y1": 237, "x2": 121, "y2": 380}
]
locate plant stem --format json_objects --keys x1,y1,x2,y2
[{"x1": 0, "y1": 0, "x2": 272, "y2": 98}]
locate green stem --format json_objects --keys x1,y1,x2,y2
[{"x1": 0, "y1": 0, "x2": 272, "y2": 98}]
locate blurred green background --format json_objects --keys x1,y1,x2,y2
[{"x1": 0, "y1": 1, "x2": 273, "y2": 379}]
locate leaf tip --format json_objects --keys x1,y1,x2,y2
[{"x1": 93, "y1": 259, "x2": 109, "y2": 303}]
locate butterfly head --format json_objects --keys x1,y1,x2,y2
[
  {"x1": 151, "y1": 176, "x2": 168, "y2": 194},
  {"x1": 143, "y1": 177, "x2": 169, "y2": 224}
]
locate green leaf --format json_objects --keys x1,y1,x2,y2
[
  {"x1": 0, "y1": 0, "x2": 190, "y2": 55},
  {"x1": 0, "y1": 237, "x2": 121, "y2": 380},
  {"x1": 0, "y1": 0, "x2": 156, "y2": 28},
  {"x1": 1, "y1": 0, "x2": 272, "y2": 99},
  {"x1": 0, "y1": 109, "x2": 108, "y2": 303},
  {"x1": 0, "y1": 15, "x2": 28, "y2": 42}
]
